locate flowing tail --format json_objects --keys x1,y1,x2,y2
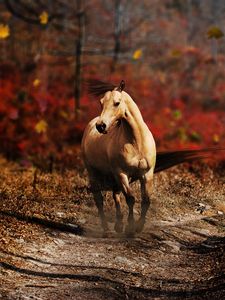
[{"x1": 154, "y1": 149, "x2": 224, "y2": 173}]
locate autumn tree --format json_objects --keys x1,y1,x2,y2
[{"x1": 3, "y1": 0, "x2": 86, "y2": 116}]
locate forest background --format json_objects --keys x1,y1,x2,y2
[{"x1": 0, "y1": 0, "x2": 224, "y2": 170}]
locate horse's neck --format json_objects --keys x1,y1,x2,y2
[{"x1": 123, "y1": 93, "x2": 146, "y2": 148}]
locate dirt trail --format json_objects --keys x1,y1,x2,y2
[{"x1": 0, "y1": 160, "x2": 225, "y2": 299}]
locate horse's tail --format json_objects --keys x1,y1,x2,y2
[{"x1": 154, "y1": 148, "x2": 224, "y2": 173}]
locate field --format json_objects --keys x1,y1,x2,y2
[{"x1": 0, "y1": 156, "x2": 224, "y2": 299}]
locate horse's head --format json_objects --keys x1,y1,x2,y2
[{"x1": 96, "y1": 80, "x2": 126, "y2": 134}]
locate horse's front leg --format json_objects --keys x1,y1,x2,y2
[
  {"x1": 87, "y1": 168, "x2": 109, "y2": 234},
  {"x1": 119, "y1": 173, "x2": 135, "y2": 236},
  {"x1": 136, "y1": 171, "x2": 154, "y2": 233},
  {"x1": 92, "y1": 189, "x2": 109, "y2": 234},
  {"x1": 113, "y1": 190, "x2": 123, "y2": 233}
]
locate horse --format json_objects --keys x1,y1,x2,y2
[
  {"x1": 81, "y1": 79, "x2": 224, "y2": 236},
  {"x1": 82, "y1": 80, "x2": 156, "y2": 235}
]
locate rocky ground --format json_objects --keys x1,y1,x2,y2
[{"x1": 0, "y1": 156, "x2": 225, "y2": 299}]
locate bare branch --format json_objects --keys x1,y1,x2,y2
[
  {"x1": 4, "y1": 0, "x2": 62, "y2": 24},
  {"x1": 4, "y1": 0, "x2": 40, "y2": 24}
]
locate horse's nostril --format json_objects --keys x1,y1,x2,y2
[
  {"x1": 96, "y1": 124, "x2": 101, "y2": 132},
  {"x1": 96, "y1": 122, "x2": 106, "y2": 133}
]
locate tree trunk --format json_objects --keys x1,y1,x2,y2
[
  {"x1": 111, "y1": 0, "x2": 122, "y2": 72},
  {"x1": 74, "y1": 0, "x2": 85, "y2": 118}
]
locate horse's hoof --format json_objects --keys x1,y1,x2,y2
[
  {"x1": 135, "y1": 220, "x2": 145, "y2": 233},
  {"x1": 125, "y1": 225, "x2": 135, "y2": 237},
  {"x1": 102, "y1": 230, "x2": 111, "y2": 238},
  {"x1": 114, "y1": 222, "x2": 123, "y2": 233}
]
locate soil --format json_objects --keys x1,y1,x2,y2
[{"x1": 0, "y1": 156, "x2": 225, "y2": 300}]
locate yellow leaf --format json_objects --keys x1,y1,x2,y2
[
  {"x1": 33, "y1": 79, "x2": 41, "y2": 87},
  {"x1": 133, "y1": 49, "x2": 142, "y2": 60},
  {"x1": 0, "y1": 24, "x2": 10, "y2": 39},
  {"x1": 39, "y1": 11, "x2": 49, "y2": 25},
  {"x1": 207, "y1": 26, "x2": 224, "y2": 39},
  {"x1": 35, "y1": 120, "x2": 48, "y2": 134}
]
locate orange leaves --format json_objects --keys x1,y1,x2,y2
[
  {"x1": 0, "y1": 53, "x2": 224, "y2": 163},
  {"x1": 0, "y1": 80, "x2": 16, "y2": 112},
  {"x1": 39, "y1": 11, "x2": 49, "y2": 25},
  {"x1": 8, "y1": 108, "x2": 19, "y2": 120},
  {"x1": 0, "y1": 24, "x2": 10, "y2": 39},
  {"x1": 35, "y1": 120, "x2": 48, "y2": 134},
  {"x1": 187, "y1": 111, "x2": 224, "y2": 146}
]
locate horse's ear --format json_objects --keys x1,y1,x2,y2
[{"x1": 117, "y1": 80, "x2": 125, "y2": 92}]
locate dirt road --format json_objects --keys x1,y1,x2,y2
[{"x1": 0, "y1": 158, "x2": 225, "y2": 299}]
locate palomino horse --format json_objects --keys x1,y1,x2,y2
[{"x1": 82, "y1": 80, "x2": 156, "y2": 235}]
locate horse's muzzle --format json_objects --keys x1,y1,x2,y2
[{"x1": 96, "y1": 122, "x2": 107, "y2": 134}]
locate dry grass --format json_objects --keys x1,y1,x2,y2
[
  {"x1": 0, "y1": 156, "x2": 225, "y2": 299},
  {"x1": 0, "y1": 155, "x2": 224, "y2": 232}
]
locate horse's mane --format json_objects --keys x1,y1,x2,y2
[{"x1": 87, "y1": 79, "x2": 116, "y2": 96}]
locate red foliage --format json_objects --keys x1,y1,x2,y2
[{"x1": 0, "y1": 54, "x2": 225, "y2": 167}]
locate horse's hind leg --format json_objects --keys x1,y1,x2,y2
[
  {"x1": 135, "y1": 171, "x2": 153, "y2": 233},
  {"x1": 113, "y1": 191, "x2": 123, "y2": 233}
]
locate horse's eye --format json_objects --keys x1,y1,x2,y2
[{"x1": 114, "y1": 102, "x2": 120, "y2": 107}]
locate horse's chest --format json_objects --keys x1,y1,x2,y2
[{"x1": 109, "y1": 143, "x2": 146, "y2": 171}]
